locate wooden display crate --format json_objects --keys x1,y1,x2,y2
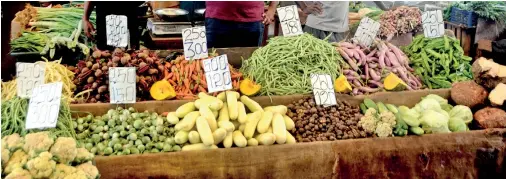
[{"x1": 445, "y1": 21, "x2": 476, "y2": 56}]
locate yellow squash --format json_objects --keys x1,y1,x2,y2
[
  {"x1": 150, "y1": 80, "x2": 176, "y2": 100},
  {"x1": 383, "y1": 73, "x2": 407, "y2": 91},
  {"x1": 239, "y1": 78, "x2": 261, "y2": 96},
  {"x1": 334, "y1": 74, "x2": 352, "y2": 93}
]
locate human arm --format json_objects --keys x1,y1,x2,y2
[
  {"x1": 82, "y1": 1, "x2": 95, "y2": 38},
  {"x1": 263, "y1": 1, "x2": 278, "y2": 25},
  {"x1": 296, "y1": 1, "x2": 322, "y2": 15},
  {"x1": 373, "y1": 1, "x2": 389, "y2": 11}
]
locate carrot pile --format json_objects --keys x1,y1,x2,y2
[{"x1": 162, "y1": 55, "x2": 243, "y2": 100}]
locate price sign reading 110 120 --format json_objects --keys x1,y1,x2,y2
[
  {"x1": 202, "y1": 55, "x2": 232, "y2": 93},
  {"x1": 182, "y1": 26, "x2": 208, "y2": 60},
  {"x1": 277, "y1": 5, "x2": 303, "y2": 36},
  {"x1": 109, "y1": 67, "x2": 136, "y2": 104}
]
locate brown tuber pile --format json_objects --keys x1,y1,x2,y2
[
  {"x1": 451, "y1": 81, "x2": 488, "y2": 109},
  {"x1": 287, "y1": 97, "x2": 367, "y2": 142},
  {"x1": 73, "y1": 48, "x2": 164, "y2": 103}
]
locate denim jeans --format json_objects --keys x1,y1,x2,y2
[{"x1": 205, "y1": 18, "x2": 264, "y2": 48}]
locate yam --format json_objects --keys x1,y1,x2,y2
[
  {"x1": 474, "y1": 107, "x2": 506, "y2": 129},
  {"x1": 472, "y1": 57, "x2": 506, "y2": 90},
  {"x1": 489, "y1": 83, "x2": 506, "y2": 106},
  {"x1": 451, "y1": 81, "x2": 488, "y2": 109}
]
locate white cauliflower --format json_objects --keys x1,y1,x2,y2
[
  {"x1": 50, "y1": 164, "x2": 76, "y2": 179},
  {"x1": 379, "y1": 111, "x2": 396, "y2": 127},
  {"x1": 4, "y1": 149, "x2": 29, "y2": 174},
  {"x1": 5, "y1": 167, "x2": 32, "y2": 179},
  {"x1": 375, "y1": 122, "x2": 393, "y2": 137},
  {"x1": 76, "y1": 162, "x2": 99, "y2": 179},
  {"x1": 2, "y1": 133, "x2": 24, "y2": 151},
  {"x1": 26, "y1": 152, "x2": 57, "y2": 178},
  {"x1": 2, "y1": 144, "x2": 11, "y2": 166},
  {"x1": 358, "y1": 108, "x2": 379, "y2": 133},
  {"x1": 365, "y1": 108, "x2": 377, "y2": 116},
  {"x1": 23, "y1": 132, "x2": 55, "y2": 157},
  {"x1": 73, "y1": 148, "x2": 94, "y2": 164},
  {"x1": 50, "y1": 137, "x2": 77, "y2": 164}
]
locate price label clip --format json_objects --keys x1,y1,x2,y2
[
  {"x1": 202, "y1": 54, "x2": 233, "y2": 93},
  {"x1": 16, "y1": 62, "x2": 45, "y2": 98},
  {"x1": 352, "y1": 17, "x2": 380, "y2": 47},
  {"x1": 182, "y1": 26, "x2": 209, "y2": 60},
  {"x1": 277, "y1": 5, "x2": 303, "y2": 37},
  {"x1": 310, "y1": 74, "x2": 337, "y2": 106},
  {"x1": 422, "y1": 10, "x2": 445, "y2": 38},
  {"x1": 109, "y1": 67, "x2": 136, "y2": 104},
  {"x1": 25, "y1": 82, "x2": 63, "y2": 130}
]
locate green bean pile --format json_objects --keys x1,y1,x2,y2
[
  {"x1": 241, "y1": 33, "x2": 345, "y2": 96},
  {"x1": 1, "y1": 97, "x2": 76, "y2": 138}
]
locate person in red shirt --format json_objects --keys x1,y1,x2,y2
[{"x1": 205, "y1": 1, "x2": 278, "y2": 48}]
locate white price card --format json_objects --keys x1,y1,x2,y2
[
  {"x1": 109, "y1": 67, "x2": 136, "y2": 104},
  {"x1": 182, "y1": 26, "x2": 208, "y2": 60},
  {"x1": 202, "y1": 55, "x2": 233, "y2": 93},
  {"x1": 277, "y1": 5, "x2": 303, "y2": 36},
  {"x1": 310, "y1": 74, "x2": 337, "y2": 106},
  {"x1": 16, "y1": 62, "x2": 45, "y2": 98},
  {"x1": 26, "y1": 82, "x2": 62, "y2": 130},
  {"x1": 422, "y1": 10, "x2": 445, "y2": 38},
  {"x1": 352, "y1": 17, "x2": 380, "y2": 47},
  {"x1": 106, "y1": 15, "x2": 129, "y2": 47}
]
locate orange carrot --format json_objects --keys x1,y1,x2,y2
[
  {"x1": 183, "y1": 95, "x2": 196, "y2": 100},
  {"x1": 161, "y1": 112, "x2": 169, "y2": 117},
  {"x1": 191, "y1": 75, "x2": 199, "y2": 81},
  {"x1": 183, "y1": 78, "x2": 190, "y2": 89},
  {"x1": 168, "y1": 79, "x2": 176, "y2": 86},
  {"x1": 185, "y1": 63, "x2": 191, "y2": 79},
  {"x1": 198, "y1": 85, "x2": 207, "y2": 93},
  {"x1": 231, "y1": 73, "x2": 242, "y2": 79},
  {"x1": 195, "y1": 59, "x2": 201, "y2": 73}
]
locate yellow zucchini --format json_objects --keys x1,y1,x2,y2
[
  {"x1": 212, "y1": 110, "x2": 219, "y2": 119},
  {"x1": 232, "y1": 131, "x2": 247, "y2": 148},
  {"x1": 283, "y1": 115, "x2": 295, "y2": 130},
  {"x1": 175, "y1": 111, "x2": 200, "y2": 131},
  {"x1": 175, "y1": 102, "x2": 196, "y2": 118},
  {"x1": 218, "y1": 102, "x2": 229, "y2": 121},
  {"x1": 223, "y1": 132, "x2": 233, "y2": 148},
  {"x1": 231, "y1": 120, "x2": 241, "y2": 130},
  {"x1": 272, "y1": 113, "x2": 287, "y2": 144},
  {"x1": 239, "y1": 124, "x2": 246, "y2": 132},
  {"x1": 263, "y1": 105, "x2": 288, "y2": 115},
  {"x1": 240, "y1": 96, "x2": 263, "y2": 112},
  {"x1": 255, "y1": 133, "x2": 276, "y2": 145},
  {"x1": 237, "y1": 102, "x2": 248, "y2": 124},
  {"x1": 196, "y1": 116, "x2": 214, "y2": 146},
  {"x1": 267, "y1": 127, "x2": 273, "y2": 133},
  {"x1": 286, "y1": 131, "x2": 296, "y2": 144},
  {"x1": 226, "y1": 91, "x2": 239, "y2": 120},
  {"x1": 166, "y1": 112, "x2": 179, "y2": 125},
  {"x1": 247, "y1": 138, "x2": 259, "y2": 146},
  {"x1": 218, "y1": 121, "x2": 235, "y2": 132},
  {"x1": 257, "y1": 111, "x2": 273, "y2": 133},
  {"x1": 199, "y1": 105, "x2": 217, "y2": 132},
  {"x1": 174, "y1": 131, "x2": 189, "y2": 144},
  {"x1": 188, "y1": 131, "x2": 201, "y2": 144},
  {"x1": 195, "y1": 96, "x2": 223, "y2": 111},
  {"x1": 197, "y1": 92, "x2": 210, "y2": 99},
  {"x1": 217, "y1": 92, "x2": 226, "y2": 101},
  {"x1": 182, "y1": 143, "x2": 218, "y2": 151},
  {"x1": 212, "y1": 128, "x2": 227, "y2": 145},
  {"x1": 244, "y1": 111, "x2": 262, "y2": 139}
]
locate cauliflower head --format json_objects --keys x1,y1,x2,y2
[
  {"x1": 50, "y1": 164, "x2": 76, "y2": 179},
  {"x1": 5, "y1": 167, "x2": 32, "y2": 179},
  {"x1": 26, "y1": 152, "x2": 57, "y2": 178},
  {"x1": 358, "y1": 115, "x2": 377, "y2": 133},
  {"x1": 379, "y1": 111, "x2": 396, "y2": 127},
  {"x1": 4, "y1": 149, "x2": 29, "y2": 174},
  {"x1": 375, "y1": 122, "x2": 393, "y2": 137},
  {"x1": 2, "y1": 133, "x2": 24, "y2": 151},
  {"x1": 2, "y1": 144, "x2": 11, "y2": 166},
  {"x1": 23, "y1": 132, "x2": 55, "y2": 158},
  {"x1": 50, "y1": 137, "x2": 77, "y2": 164},
  {"x1": 76, "y1": 162, "x2": 99, "y2": 179},
  {"x1": 73, "y1": 148, "x2": 94, "y2": 164},
  {"x1": 364, "y1": 108, "x2": 377, "y2": 116}
]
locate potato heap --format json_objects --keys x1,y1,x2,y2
[
  {"x1": 169, "y1": 91, "x2": 296, "y2": 151},
  {"x1": 1, "y1": 132, "x2": 99, "y2": 179}
]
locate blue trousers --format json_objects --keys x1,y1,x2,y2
[{"x1": 205, "y1": 18, "x2": 264, "y2": 48}]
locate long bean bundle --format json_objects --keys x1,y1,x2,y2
[{"x1": 241, "y1": 33, "x2": 345, "y2": 96}]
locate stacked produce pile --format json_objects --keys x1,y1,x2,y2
[
  {"x1": 287, "y1": 96, "x2": 367, "y2": 142},
  {"x1": 359, "y1": 94, "x2": 474, "y2": 138},
  {"x1": 403, "y1": 35, "x2": 473, "y2": 89},
  {"x1": 451, "y1": 57, "x2": 506, "y2": 129},
  {"x1": 334, "y1": 40, "x2": 422, "y2": 95},
  {"x1": 348, "y1": 8, "x2": 383, "y2": 27},
  {"x1": 379, "y1": 6, "x2": 422, "y2": 38},
  {"x1": 1, "y1": 132, "x2": 99, "y2": 179},
  {"x1": 444, "y1": 1, "x2": 506, "y2": 23},
  {"x1": 241, "y1": 33, "x2": 345, "y2": 96}
]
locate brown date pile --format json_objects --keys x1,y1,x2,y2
[{"x1": 287, "y1": 97, "x2": 368, "y2": 142}]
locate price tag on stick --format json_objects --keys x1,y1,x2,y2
[
  {"x1": 16, "y1": 62, "x2": 45, "y2": 98},
  {"x1": 310, "y1": 74, "x2": 337, "y2": 106},
  {"x1": 352, "y1": 17, "x2": 380, "y2": 47},
  {"x1": 26, "y1": 82, "x2": 63, "y2": 130},
  {"x1": 202, "y1": 55, "x2": 233, "y2": 93},
  {"x1": 422, "y1": 10, "x2": 445, "y2": 38},
  {"x1": 106, "y1": 15, "x2": 129, "y2": 47},
  {"x1": 109, "y1": 67, "x2": 136, "y2": 104},
  {"x1": 277, "y1": 5, "x2": 303, "y2": 36},
  {"x1": 182, "y1": 26, "x2": 209, "y2": 60}
]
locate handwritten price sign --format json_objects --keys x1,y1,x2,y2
[
  {"x1": 277, "y1": 5, "x2": 303, "y2": 36},
  {"x1": 16, "y1": 62, "x2": 45, "y2": 98},
  {"x1": 310, "y1": 74, "x2": 337, "y2": 106},
  {"x1": 109, "y1": 67, "x2": 136, "y2": 104},
  {"x1": 182, "y1": 26, "x2": 208, "y2": 60},
  {"x1": 26, "y1": 82, "x2": 62, "y2": 130},
  {"x1": 106, "y1": 15, "x2": 128, "y2": 47},
  {"x1": 353, "y1": 17, "x2": 380, "y2": 47},
  {"x1": 422, "y1": 10, "x2": 445, "y2": 38},
  {"x1": 202, "y1": 55, "x2": 232, "y2": 93}
]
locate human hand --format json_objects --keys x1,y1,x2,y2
[
  {"x1": 83, "y1": 19, "x2": 95, "y2": 39},
  {"x1": 303, "y1": 2, "x2": 323, "y2": 16},
  {"x1": 262, "y1": 9, "x2": 276, "y2": 25}
]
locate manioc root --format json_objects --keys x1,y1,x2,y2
[
  {"x1": 489, "y1": 83, "x2": 506, "y2": 107},
  {"x1": 472, "y1": 57, "x2": 506, "y2": 90}
]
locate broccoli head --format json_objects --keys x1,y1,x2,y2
[
  {"x1": 4, "y1": 149, "x2": 29, "y2": 175},
  {"x1": 50, "y1": 137, "x2": 77, "y2": 164},
  {"x1": 73, "y1": 148, "x2": 94, "y2": 165},
  {"x1": 23, "y1": 132, "x2": 55, "y2": 158},
  {"x1": 2, "y1": 133, "x2": 24, "y2": 151},
  {"x1": 5, "y1": 167, "x2": 32, "y2": 179},
  {"x1": 26, "y1": 152, "x2": 57, "y2": 178},
  {"x1": 76, "y1": 162, "x2": 100, "y2": 179}
]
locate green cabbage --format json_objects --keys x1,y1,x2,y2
[
  {"x1": 448, "y1": 117, "x2": 467, "y2": 132},
  {"x1": 414, "y1": 98, "x2": 441, "y2": 113},
  {"x1": 449, "y1": 105, "x2": 473, "y2": 124},
  {"x1": 424, "y1": 94, "x2": 448, "y2": 106},
  {"x1": 398, "y1": 106, "x2": 421, "y2": 127},
  {"x1": 420, "y1": 109, "x2": 450, "y2": 134}
]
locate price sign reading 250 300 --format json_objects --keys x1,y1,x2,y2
[
  {"x1": 26, "y1": 82, "x2": 63, "y2": 130},
  {"x1": 109, "y1": 67, "x2": 136, "y2": 104},
  {"x1": 310, "y1": 74, "x2": 337, "y2": 106},
  {"x1": 182, "y1": 26, "x2": 208, "y2": 60},
  {"x1": 277, "y1": 5, "x2": 303, "y2": 36},
  {"x1": 202, "y1": 55, "x2": 232, "y2": 93}
]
